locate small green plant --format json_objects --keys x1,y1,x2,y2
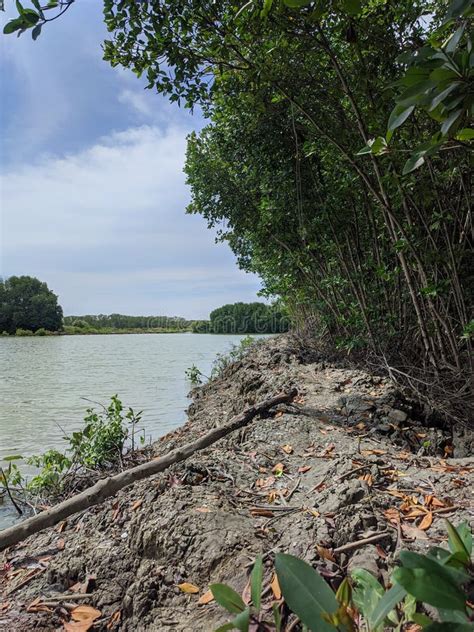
[
  {"x1": 210, "y1": 336, "x2": 258, "y2": 379},
  {"x1": 15, "y1": 328, "x2": 33, "y2": 336},
  {"x1": 1, "y1": 396, "x2": 145, "y2": 497},
  {"x1": 212, "y1": 521, "x2": 473, "y2": 631},
  {"x1": 185, "y1": 364, "x2": 206, "y2": 385},
  {"x1": 34, "y1": 327, "x2": 49, "y2": 336}
]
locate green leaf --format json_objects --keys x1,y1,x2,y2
[
  {"x1": 32, "y1": 23, "x2": 42, "y2": 40},
  {"x1": 454, "y1": 521, "x2": 473, "y2": 555},
  {"x1": 273, "y1": 603, "x2": 282, "y2": 632},
  {"x1": 428, "y1": 83, "x2": 460, "y2": 111},
  {"x1": 397, "y1": 80, "x2": 435, "y2": 106},
  {"x1": 370, "y1": 583, "x2": 406, "y2": 629},
  {"x1": 341, "y1": 0, "x2": 362, "y2": 15},
  {"x1": 250, "y1": 556, "x2": 263, "y2": 610},
  {"x1": 232, "y1": 608, "x2": 250, "y2": 632},
  {"x1": 392, "y1": 568, "x2": 466, "y2": 611},
  {"x1": 275, "y1": 553, "x2": 337, "y2": 631},
  {"x1": 403, "y1": 154, "x2": 425, "y2": 175},
  {"x1": 283, "y1": 0, "x2": 313, "y2": 7},
  {"x1": 388, "y1": 104, "x2": 415, "y2": 132},
  {"x1": 215, "y1": 624, "x2": 236, "y2": 632},
  {"x1": 399, "y1": 550, "x2": 469, "y2": 586},
  {"x1": 3, "y1": 17, "x2": 24, "y2": 34},
  {"x1": 352, "y1": 568, "x2": 385, "y2": 624},
  {"x1": 441, "y1": 107, "x2": 463, "y2": 136},
  {"x1": 446, "y1": 520, "x2": 471, "y2": 562},
  {"x1": 261, "y1": 0, "x2": 274, "y2": 18},
  {"x1": 15, "y1": 0, "x2": 24, "y2": 13},
  {"x1": 3, "y1": 455, "x2": 23, "y2": 461},
  {"x1": 210, "y1": 584, "x2": 246, "y2": 615},
  {"x1": 444, "y1": 24, "x2": 466, "y2": 54}
]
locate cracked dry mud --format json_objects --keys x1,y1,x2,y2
[{"x1": 1, "y1": 335, "x2": 473, "y2": 631}]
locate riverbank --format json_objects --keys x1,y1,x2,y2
[
  {"x1": 1, "y1": 328, "x2": 191, "y2": 337},
  {"x1": 1, "y1": 335, "x2": 473, "y2": 630}
]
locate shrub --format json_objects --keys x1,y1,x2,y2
[
  {"x1": 34, "y1": 328, "x2": 49, "y2": 336},
  {"x1": 15, "y1": 328, "x2": 33, "y2": 336},
  {"x1": 210, "y1": 335, "x2": 259, "y2": 379},
  {"x1": 212, "y1": 521, "x2": 473, "y2": 631}
]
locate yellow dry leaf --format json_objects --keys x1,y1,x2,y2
[
  {"x1": 70, "y1": 605, "x2": 102, "y2": 623},
  {"x1": 270, "y1": 573, "x2": 281, "y2": 600},
  {"x1": 177, "y1": 582, "x2": 200, "y2": 594},
  {"x1": 131, "y1": 499, "x2": 143, "y2": 511},
  {"x1": 198, "y1": 590, "x2": 214, "y2": 605},
  {"x1": 419, "y1": 512, "x2": 433, "y2": 531},
  {"x1": 281, "y1": 444, "x2": 293, "y2": 455},
  {"x1": 316, "y1": 545, "x2": 336, "y2": 562},
  {"x1": 298, "y1": 465, "x2": 312, "y2": 474}
]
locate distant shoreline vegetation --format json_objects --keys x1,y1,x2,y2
[{"x1": 0, "y1": 281, "x2": 290, "y2": 337}]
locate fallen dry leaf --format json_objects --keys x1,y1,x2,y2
[
  {"x1": 198, "y1": 589, "x2": 214, "y2": 605},
  {"x1": 26, "y1": 597, "x2": 52, "y2": 613},
  {"x1": 131, "y1": 499, "x2": 143, "y2": 511},
  {"x1": 195, "y1": 507, "x2": 212, "y2": 513},
  {"x1": 316, "y1": 545, "x2": 336, "y2": 563},
  {"x1": 361, "y1": 449, "x2": 386, "y2": 456},
  {"x1": 356, "y1": 422, "x2": 366, "y2": 430},
  {"x1": 106, "y1": 609, "x2": 121, "y2": 629},
  {"x1": 308, "y1": 508, "x2": 320, "y2": 518},
  {"x1": 177, "y1": 582, "x2": 200, "y2": 594},
  {"x1": 401, "y1": 524, "x2": 429, "y2": 540},
  {"x1": 298, "y1": 465, "x2": 312, "y2": 474},
  {"x1": 274, "y1": 411, "x2": 283, "y2": 419},
  {"x1": 0, "y1": 602, "x2": 10, "y2": 613},
  {"x1": 359, "y1": 473, "x2": 374, "y2": 487},
  {"x1": 57, "y1": 520, "x2": 67, "y2": 533},
  {"x1": 272, "y1": 463, "x2": 285, "y2": 476},
  {"x1": 64, "y1": 622, "x2": 95, "y2": 632},
  {"x1": 57, "y1": 538, "x2": 65, "y2": 551},
  {"x1": 270, "y1": 573, "x2": 281, "y2": 600},
  {"x1": 384, "y1": 508, "x2": 400, "y2": 525},
  {"x1": 419, "y1": 512, "x2": 433, "y2": 531},
  {"x1": 70, "y1": 605, "x2": 102, "y2": 623},
  {"x1": 319, "y1": 444, "x2": 335, "y2": 458},
  {"x1": 375, "y1": 544, "x2": 387, "y2": 559},
  {"x1": 281, "y1": 444, "x2": 293, "y2": 455}
]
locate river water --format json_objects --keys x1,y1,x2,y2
[{"x1": 0, "y1": 333, "x2": 265, "y2": 528}]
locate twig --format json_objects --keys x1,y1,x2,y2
[
  {"x1": 333, "y1": 532, "x2": 391, "y2": 554},
  {"x1": 0, "y1": 468, "x2": 23, "y2": 516},
  {"x1": 286, "y1": 476, "x2": 301, "y2": 501}
]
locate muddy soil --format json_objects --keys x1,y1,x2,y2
[{"x1": 1, "y1": 335, "x2": 473, "y2": 631}]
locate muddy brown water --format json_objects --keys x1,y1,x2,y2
[{"x1": 0, "y1": 332, "x2": 269, "y2": 528}]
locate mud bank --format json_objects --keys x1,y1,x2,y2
[{"x1": 1, "y1": 335, "x2": 473, "y2": 630}]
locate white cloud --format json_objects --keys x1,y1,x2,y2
[
  {"x1": 0, "y1": 125, "x2": 262, "y2": 318},
  {"x1": 118, "y1": 89, "x2": 153, "y2": 117}
]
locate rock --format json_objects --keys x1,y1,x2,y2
[{"x1": 388, "y1": 408, "x2": 408, "y2": 423}]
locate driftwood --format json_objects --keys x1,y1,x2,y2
[{"x1": 0, "y1": 388, "x2": 297, "y2": 550}]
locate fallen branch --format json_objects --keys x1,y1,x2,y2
[
  {"x1": 0, "y1": 389, "x2": 297, "y2": 550},
  {"x1": 333, "y1": 531, "x2": 391, "y2": 554}
]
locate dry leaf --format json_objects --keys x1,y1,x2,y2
[
  {"x1": 274, "y1": 411, "x2": 283, "y2": 419},
  {"x1": 57, "y1": 538, "x2": 65, "y2": 551},
  {"x1": 241, "y1": 579, "x2": 251, "y2": 605},
  {"x1": 272, "y1": 463, "x2": 285, "y2": 476},
  {"x1": 195, "y1": 507, "x2": 212, "y2": 513},
  {"x1": 359, "y1": 473, "x2": 373, "y2": 487},
  {"x1": 375, "y1": 544, "x2": 387, "y2": 559},
  {"x1": 270, "y1": 573, "x2": 281, "y2": 600},
  {"x1": 401, "y1": 524, "x2": 429, "y2": 540},
  {"x1": 198, "y1": 589, "x2": 215, "y2": 605},
  {"x1": 356, "y1": 422, "x2": 366, "y2": 430},
  {"x1": 316, "y1": 545, "x2": 335, "y2": 562},
  {"x1": 281, "y1": 444, "x2": 293, "y2": 455},
  {"x1": 298, "y1": 465, "x2": 312, "y2": 474},
  {"x1": 419, "y1": 512, "x2": 433, "y2": 531},
  {"x1": 384, "y1": 508, "x2": 400, "y2": 525},
  {"x1": 361, "y1": 449, "x2": 386, "y2": 456},
  {"x1": 70, "y1": 605, "x2": 102, "y2": 622},
  {"x1": 319, "y1": 444, "x2": 335, "y2": 458},
  {"x1": 131, "y1": 499, "x2": 143, "y2": 511},
  {"x1": 177, "y1": 582, "x2": 200, "y2": 594},
  {"x1": 106, "y1": 609, "x2": 121, "y2": 629},
  {"x1": 57, "y1": 521, "x2": 67, "y2": 533},
  {"x1": 308, "y1": 508, "x2": 320, "y2": 517},
  {"x1": 0, "y1": 602, "x2": 10, "y2": 613}
]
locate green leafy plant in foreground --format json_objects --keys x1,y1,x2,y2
[
  {"x1": 212, "y1": 521, "x2": 473, "y2": 631},
  {"x1": 1, "y1": 396, "x2": 145, "y2": 496}
]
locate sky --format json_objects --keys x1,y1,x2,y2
[{"x1": 0, "y1": 1, "x2": 263, "y2": 319}]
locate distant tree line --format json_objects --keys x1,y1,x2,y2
[
  {"x1": 63, "y1": 314, "x2": 190, "y2": 331},
  {"x1": 192, "y1": 302, "x2": 289, "y2": 334},
  {"x1": 0, "y1": 276, "x2": 63, "y2": 335}
]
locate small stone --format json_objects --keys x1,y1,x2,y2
[{"x1": 388, "y1": 409, "x2": 408, "y2": 423}]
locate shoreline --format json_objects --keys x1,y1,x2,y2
[{"x1": 1, "y1": 335, "x2": 472, "y2": 630}]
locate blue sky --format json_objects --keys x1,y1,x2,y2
[{"x1": 0, "y1": 2, "x2": 263, "y2": 318}]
